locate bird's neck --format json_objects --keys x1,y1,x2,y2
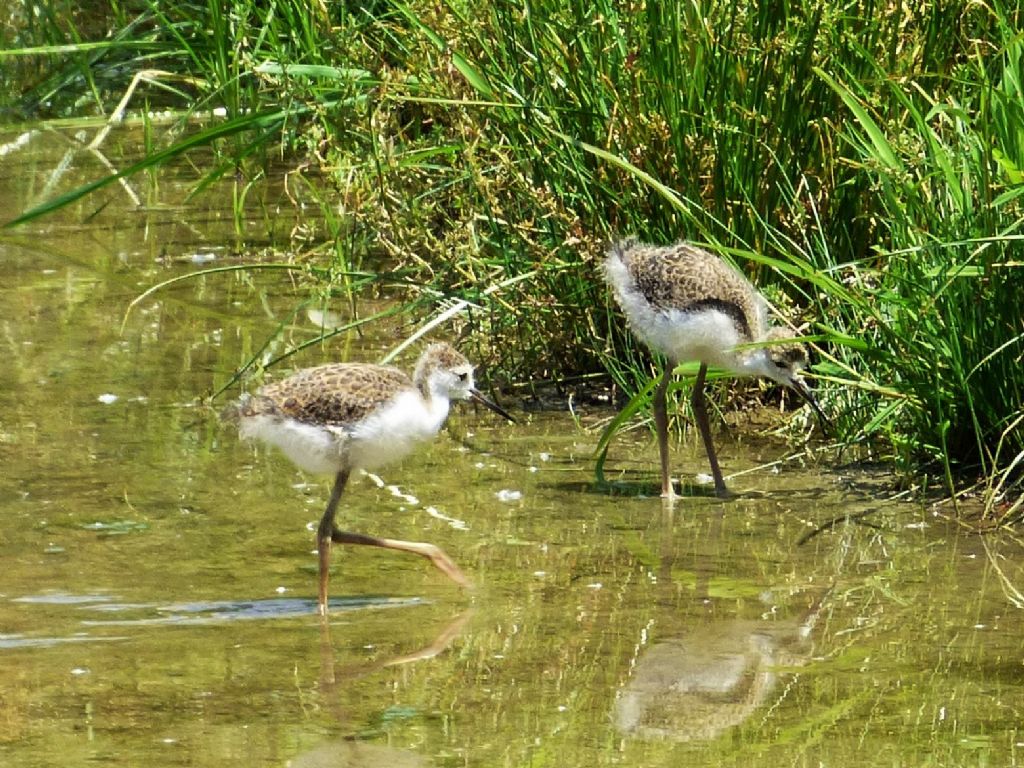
[
  {"x1": 733, "y1": 350, "x2": 776, "y2": 380},
  {"x1": 418, "y1": 383, "x2": 452, "y2": 425}
]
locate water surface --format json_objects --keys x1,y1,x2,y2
[{"x1": 1, "y1": 125, "x2": 1022, "y2": 767}]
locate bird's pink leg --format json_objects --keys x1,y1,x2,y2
[
  {"x1": 691, "y1": 363, "x2": 730, "y2": 497},
  {"x1": 652, "y1": 367, "x2": 677, "y2": 499},
  {"x1": 316, "y1": 470, "x2": 350, "y2": 616},
  {"x1": 329, "y1": 530, "x2": 472, "y2": 588}
]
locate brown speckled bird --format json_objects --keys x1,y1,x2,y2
[
  {"x1": 229, "y1": 342, "x2": 514, "y2": 615},
  {"x1": 603, "y1": 238, "x2": 828, "y2": 499}
]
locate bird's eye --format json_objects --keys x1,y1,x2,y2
[
  {"x1": 774, "y1": 361, "x2": 789, "y2": 370},
  {"x1": 457, "y1": 372, "x2": 468, "y2": 382}
]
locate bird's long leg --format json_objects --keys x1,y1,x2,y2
[
  {"x1": 317, "y1": 469, "x2": 471, "y2": 615},
  {"x1": 653, "y1": 366, "x2": 677, "y2": 499},
  {"x1": 316, "y1": 469, "x2": 351, "y2": 616},
  {"x1": 691, "y1": 363, "x2": 729, "y2": 497},
  {"x1": 329, "y1": 530, "x2": 472, "y2": 588}
]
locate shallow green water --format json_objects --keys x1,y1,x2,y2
[{"x1": 1, "y1": 126, "x2": 1022, "y2": 767}]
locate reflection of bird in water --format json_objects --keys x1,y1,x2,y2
[
  {"x1": 603, "y1": 239, "x2": 829, "y2": 498},
  {"x1": 614, "y1": 498, "x2": 830, "y2": 743},
  {"x1": 285, "y1": 741, "x2": 426, "y2": 768},
  {"x1": 288, "y1": 611, "x2": 471, "y2": 768},
  {"x1": 614, "y1": 600, "x2": 826, "y2": 742},
  {"x1": 227, "y1": 342, "x2": 513, "y2": 614},
  {"x1": 615, "y1": 621, "x2": 796, "y2": 741}
]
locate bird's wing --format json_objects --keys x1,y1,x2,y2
[
  {"x1": 256, "y1": 364, "x2": 413, "y2": 428},
  {"x1": 626, "y1": 243, "x2": 762, "y2": 341}
]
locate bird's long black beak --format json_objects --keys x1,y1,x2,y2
[
  {"x1": 791, "y1": 377, "x2": 832, "y2": 436},
  {"x1": 470, "y1": 388, "x2": 516, "y2": 423}
]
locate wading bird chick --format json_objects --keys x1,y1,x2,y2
[
  {"x1": 603, "y1": 238, "x2": 828, "y2": 499},
  {"x1": 229, "y1": 342, "x2": 514, "y2": 615}
]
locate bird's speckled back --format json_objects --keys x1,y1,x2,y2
[
  {"x1": 607, "y1": 238, "x2": 767, "y2": 342},
  {"x1": 244, "y1": 364, "x2": 414, "y2": 428}
]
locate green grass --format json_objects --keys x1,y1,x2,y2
[{"x1": 2, "y1": 0, "x2": 1023, "y2": 505}]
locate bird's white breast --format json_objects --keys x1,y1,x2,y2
[{"x1": 348, "y1": 389, "x2": 451, "y2": 470}]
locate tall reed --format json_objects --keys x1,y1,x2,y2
[{"x1": 5, "y1": 0, "x2": 1023, "y2": 494}]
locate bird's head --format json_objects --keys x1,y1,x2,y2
[
  {"x1": 415, "y1": 343, "x2": 515, "y2": 422},
  {"x1": 756, "y1": 328, "x2": 830, "y2": 434}
]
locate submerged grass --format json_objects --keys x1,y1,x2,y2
[{"x1": 2, "y1": 0, "x2": 1023, "y2": 504}]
